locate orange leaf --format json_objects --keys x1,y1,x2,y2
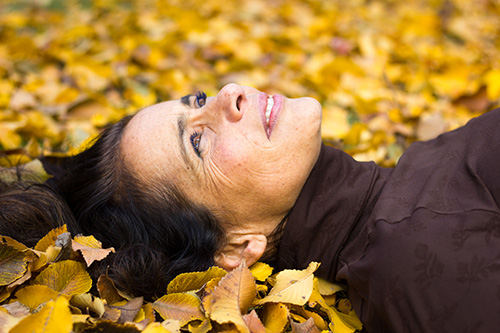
[{"x1": 72, "y1": 235, "x2": 115, "y2": 266}]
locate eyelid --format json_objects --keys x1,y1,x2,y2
[{"x1": 195, "y1": 91, "x2": 207, "y2": 108}]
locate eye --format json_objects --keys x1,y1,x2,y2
[
  {"x1": 190, "y1": 131, "x2": 202, "y2": 157},
  {"x1": 195, "y1": 91, "x2": 207, "y2": 108}
]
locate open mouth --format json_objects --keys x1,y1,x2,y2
[{"x1": 265, "y1": 96, "x2": 274, "y2": 125}]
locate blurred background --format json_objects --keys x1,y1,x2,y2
[{"x1": 0, "y1": 0, "x2": 499, "y2": 167}]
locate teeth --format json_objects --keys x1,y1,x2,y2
[{"x1": 265, "y1": 96, "x2": 274, "y2": 124}]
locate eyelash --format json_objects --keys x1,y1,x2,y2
[
  {"x1": 190, "y1": 131, "x2": 202, "y2": 157},
  {"x1": 189, "y1": 91, "x2": 207, "y2": 158},
  {"x1": 195, "y1": 91, "x2": 207, "y2": 108}
]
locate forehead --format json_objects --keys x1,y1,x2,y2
[{"x1": 121, "y1": 100, "x2": 186, "y2": 182}]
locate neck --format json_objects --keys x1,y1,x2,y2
[{"x1": 272, "y1": 144, "x2": 392, "y2": 279}]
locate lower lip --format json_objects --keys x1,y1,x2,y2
[{"x1": 267, "y1": 94, "x2": 283, "y2": 137}]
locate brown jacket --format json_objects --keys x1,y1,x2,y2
[{"x1": 275, "y1": 109, "x2": 500, "y2": 332}]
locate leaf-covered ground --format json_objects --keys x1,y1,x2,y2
[
  {"x1": 0, "y1": 226, "x2": 360, "y2": 332},
  {"x1": 1, "y1": 0, "x2": 500, "y2": 331},
  {"x1": 1, "y1": 0, "x2": 499, "y2": 165}
]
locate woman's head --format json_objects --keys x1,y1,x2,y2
[
  {"x1": 120, "y1": 83, "x2": 323, "y2": 269},
  {"x1": 51, "y1": 83, "x2": 321, "y2": 296},
  {"x1": 121, "y1": 84, "x2": 321, "y2": 268},
  {"x1": 53, "y1": 115, "x2": 225, "y2": 299}
]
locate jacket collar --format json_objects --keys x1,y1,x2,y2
[{"x1": 273, "y1": 144, "x2": 391, "y2": 280}]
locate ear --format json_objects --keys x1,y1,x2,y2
[{"x1": 214, "y1": 234, "x2": 267, "y2": 271}]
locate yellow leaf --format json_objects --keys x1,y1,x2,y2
[
  {"x1": 152, "y1": 293, "x2": 204, "y2": 326},
  {"x1": 72, "y1": 235, "x2": 115, "y2": 266},
  {"x1": 70, "y1": 293, "x2": 106, "y2": 318},
  {"x1": 188, "y1": 318, "x2": 212, "y2": 333},
  {"x1": 167, "y1": 266, "x2": 226, "y2": 294},
  {"x1": 45, "y1": 245, "x2": 61, "y2": 263},
  {"x1": 142, "y1": 322, "x2": 171, "y2": 333},
  {"x1": 249, "y1": 262, "x2": 273, "y2": 282},
  {"x1": 161, "y1": 319, "x2": 181, "y2": 332},
  {"x1": 316, "y1": 278, "x2": 345, "y2": 296},
  {"x1": 34, "y1": 225, "x2": 68, "y2": 252},
  {"x1": 255, "y1": 262, "x2": 319, "y2": 306},
  {"x1": 208, "y1": 261, "x2": 256, "y2": 333},
  {"x1": 0, "y1": 236, "x2": 29, "y2": 252},
  {"x1": 308, "y1": 279, "x2": 361, "y2": 333},
  {"x1": 0, "y1": 124, "x2": 22, "y2": 150},
  {"x1": 10, "y1": 297, "x2": 72, "y2": 333},
  {"x1": 15, "y1": 285, "x2": 64, "y2": 310},
  {"x1": 293, "y1": 306, "x2": 327, "y2": 331},
  {"x1": 0, "y1": 243, "x2": 28, "y2": 286},
  {"x1": 485, "y1": 69, "x2": 500, "y2": 100},
  {"x1": 33, "y1": 260, "x2": 92, "y2": 296},
  {"x1": 261, "y1": 303, "x2": 289, "y2": 333},
  {"x1": 321, "y1": 105, "x2": 350, "y2": 140}
]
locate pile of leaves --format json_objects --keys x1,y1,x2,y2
[
  {"x1": 1, "y1": 0, "x2": 499, "y2": 167},
  {"x1": 0, "y1": 225, "x2": 362, "y2": 332}
]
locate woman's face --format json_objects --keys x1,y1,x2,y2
[{"x1": 121, "y1": 83, "x2": 322, "y2": 229}]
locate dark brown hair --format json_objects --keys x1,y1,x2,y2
[{"x1": 1, "y1": 115, "x2": 225, "y2": 300}]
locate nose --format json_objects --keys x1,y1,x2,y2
[{"x1": 216, "y1": 83, "x2": 245, "y2": 122}]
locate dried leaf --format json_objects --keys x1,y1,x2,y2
[
  {"x1": 0, "y1": 243, "x2": 28, "y2": 286},
  {"x1": 97, "y1": 274, "x2": 126, "y2": 305},
  {"x1": 111, "y1": 297, "x2": 143, "y2": 324},
  {"x1": 10, "y1": 297, "x2": 72, "y2": 333},
  {"x1": 290, "y1": 317, "x2": 321, "y2": 333},
  {"x1": 317, "y1": 277, "x2": 345, "y2": 296},
  {"x1": 142, "y1": 321, "x2": 171, "y2": 333},
  {"x1": 255, "y1": 262, "x2": 319, "y2": 306},
  {"x1": 72, "y1": 235, "x2": 115, "y2": 266},
  {"x1": 188, "y1": 318, "x2": 212, "y2": 333},
  {"x1": 0, "y1": 309, "x2": 23, "y2": 332},
  {"x1": 32, "y1": 260, "x2": 92, "y2": 296},
  {"x1": 34, "y1": 225, "x2": 68, "y2": 252},
  {"x1": 15, "y1": 285, "x2": 63, "y2": 310},
  {"x1": 249, "y1": 262, "x2": 273, "y2": 282},
  {"x1": 161, "y1": 319, "x2": 181, "y2": 332},
  {"x1": 207, "y1": 261, "x2": 256, "y2": 333},
  {"x1": 152, "y1": 293, "x2": 204, "y2": 326},
  {"x1": 261, "y1": 302, "x2": 289, "y2": 333},
  {"x1": 167, "y1": 266, "x2": 226, "y2": 294},
  {"x1": 70, "y1": 293, "x2": 105, "y2": 318},
  {"x1": 242, "y1": 310, "x2": 266, "y2": 333}
]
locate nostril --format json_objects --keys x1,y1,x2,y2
[{"x1": 236, "y1": 96, "x2": 242, "y2": 111}]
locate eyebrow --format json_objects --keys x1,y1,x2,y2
[
  {"x1": 180, "y1": 94, "x2": 193, "y2": 107},
  {"x1": 177, "y1": 109, "x2": 195, "y2": 171}
]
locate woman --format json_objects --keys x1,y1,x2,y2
[{"x1": 2, "y1": 83, "x2": 499, "y2": 331}]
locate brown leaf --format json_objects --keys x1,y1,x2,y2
[
  {"x1": 290, "y1": 317, "x2": 321, "y2": 333},
  {"x1": 242, "y1": 310, "x2": 266, "y2": 333},
  {"x1": 72, "y1": 235, "x2": 115, "y2": 266},
  {"x1": 1, "y1": 301, "x2": 30, "y2": 317},
  {"x1": 207, "y1": 261, "x2": 256, "y2": 333},
  {"x1": 110, "y1": 297, "x2": 143, "y2": 324},
  {"x1": 97, "y1": 274, "x2": 126, "y2": 305},
  {"x1": 152, "y1": 293, "x2": 204, "y2": 326}
]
